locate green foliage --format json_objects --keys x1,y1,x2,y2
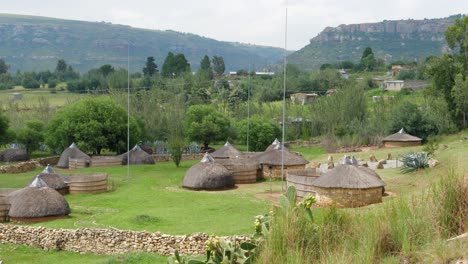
[
  {"x1": 212, "y1": 56, "x2": 225, "y2": 76},
  {"x1": 0, "y1": 111, "x2": 11, "y2": 145},
  {"x1": 162, "y1": 52, "x2": 191, "y2": 78},
  {"x1": 45, "y1": 97, "x2": 141, "y2": 154},
  {"x1": 400, "y1": 152, "x2": 430, "y2": 173},
  {"x1": 359, "y1": 47, "x2": 377, "y2": 71},
  {"x1": 445, "y1": 16, "x2": 468, "y2": 73},
  {"x1": 236, "y1": 115, "x2": 281, "y2": 151},
  {"x1": 199, "y1": 55, "x2": 213, "y2": 80},
  {"x1": 99, "y1": 64, "x2": 115, "y2": 77},
  {"x1": 142, "y1": 56, "x2": 158, "y2": 77},
  {"x1": 16, "y1": 120, "x2": 45, "y2": 154},
  {"x1": 422, "y1": 135, "x2": 440, "y2": 155},
  {"x1": 0, "y1": 58, "x2": 9, "y2": 74},
  {"x1": 451, "y1": 74, "x2": 468, "y2": 128},
  {"x1": 168, "y1": 136, "x2": 185, "y2": 167},
  {"x1": 184, "y1": 105, "x2": 231, "y2": 148}
]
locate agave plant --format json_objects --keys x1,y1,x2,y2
[{"x1": 400, "y1": 151, "x2": 430, "y2": 174}]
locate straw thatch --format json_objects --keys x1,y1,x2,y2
[
  {"x1": 382, "y1": 128, "x2": 422, "y2": 142},
  {"x1": 57, "y1": 143, "x2": 90, "y2": 168},
  {"x1": 212, "y1": 141, "x2": 242, "y2": 159},
  {"x1": 182, "y1": 153, "x2": 234, "y2": 190},
  {"x1": 312, "y1": 165, "x2": 385, "y2": 189},
  {"x1": 265, "y1": 138, "x2": 289, "y2": 152},
  {"x1": 120, "y1": 145, "x2": 155, "y2": 165},
  {"x1": 7, "y1": 186, "x2": 70, "y2": 221},
  {"x1": 26, "y1": 166, "x2": 68, "y2": 194},
  {"x1": 0, "y1": 148, "x2": 29, "y2": 162},
  {"x1": 256, "y1": 145, "x2": 308, "y2": 166}
]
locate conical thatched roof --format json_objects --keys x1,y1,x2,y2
[
  {"x1": 0, "y1": 148, "x2": 29, "y2": 162},
  {"x1": 312, "y1": 164, "x2": 385, "y2": 189},
  {"x1": 27, "y1": 167, "x2": 68, "y2": 191},
  {"x1": 120, "y1": 145, "x2": 155, "y2": 165},
  {"x1": 383, "y1": 128, "x2": 422, "y2": 142},
  {"x1": 57, "y1": 143, "x2": 90, "y2": 168},
  {"x1": 265, "y1": 138, "x2": 288, "y2": 151},
  {"x1": 183, "y1": 153, "x2": 234, "y2": 190},
  {"x1": 8, "y1": 186, "x2": 70, "y2": 219},
  {"x1": 256, "y1": 145, "x2": 308, "y2": 166},
  {"x1": 42, "y1": 164, "x2": 55, "y2": 174},
  {"x1": 212, "y1": 141, "x2": 242, "y2": 159},
  {"x1": 29, "y1": 176, "x2": 48, "y2": 188}
]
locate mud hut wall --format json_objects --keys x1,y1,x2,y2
[
  {"x1": 0, "y1": 197, "x2": 9, "y2": 222},
  {"x1": 217, "y1": 160, "x2": 257, "y2": 184},
  {"x1": 383, "y1": 141, "x2": 421, "y2": 148},
  {"x1": 90, "y1": 157, "x2": 122, "y2": 167},
  {"x1": 68, "y1": 173, "x2": 108, "y2": 194},
  {"x1": 261, "y1": 165, "x2": 306, "y2": 179},
  {"x1": 314, "y1": 187, "x2": 383, "y2": 208},
  {"x1": 68, "y1": 158, "x2": 90, "y2": 169},
  {"x1": 286, "y1": 170, "x2": 320, "y2": 199}
]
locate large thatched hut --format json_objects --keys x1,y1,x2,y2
[
  {"x1": 7, "y1": 178, "x2": 71, "y2": 222},
  {"x1": 382, "y1": 128, "x2": 422, "y2": 147},
  {"x1": 26, "y1": 165, "x2": 69, "y2": 195},
  {"x1": 311, "y1": 164, "x2": 386, "y2": 208},
  {"x1": 0, "y1": 144, "x2": 29, "y2": 162},
  {"x1": 182, "y1": 153, "x2": 234, "y2": 190},
  {"x1": 256, "y1": 144, "x2": 308, "y2": 179},
  {"x1": 212, "y1": 141, "x2": 242, "y2": 159},
  {"x1": 120, "y1": 145, "x2": 155, "y2": 165},
  {"x1": 57, "y1": 143, "x2": 90, "y2": 168}
]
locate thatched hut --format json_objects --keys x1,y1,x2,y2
[
  {"x1": 311, "y1": 164, "x2": 386, "y2": 208},
  {"x1": 265, "y1": 138, "x2": 289, "y2": 152},
  {"x1": 0, "y1": 188, "x2": 19, "y2": 222},
  {"x1": 382, "y1": 128, "x2": 422, "y2": 147},
  {"x1": 57, "y1": 143, "x2": 90, "y2": 168},
  {"x1": 182, "y1": 153, "x2": 234, "y2": 190},
  {"x1": 26, "y1": 165, "x2": 69, "y2": 195},
  {"x1": 0, "y1": 144, "x2": 29, "y2": 162},
  {"x1": 212, "y1": 141, "x2": 242, "y2": 159},
  {"x1": 7, "y1": 179, "x2": 71, "y2": 222},
  {"x1": 286, "y1": 169, "x2": 321, "y2": 199},
  {"x1": 120, "y1": 145, "x2": 155, "y2": 165},
  {"x1": 256, "y1": 144, "x2": 309, "y2": 179}
]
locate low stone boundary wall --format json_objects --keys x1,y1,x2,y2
[
  {"x1": 0, "y1": 224, "x2": 250, "y2": 256},
  {"x1": 0, "y1": 156, "x2": 60, "y2": 174},
  {"x1": 152, "y1": 153, "x2": 203, "y2": 162}
]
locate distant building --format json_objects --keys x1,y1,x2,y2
[
  {"x1": 229, "y1": 71, "x2": 237, "y2": 77},
  {"x1": 339, "y1": 69, "x2": 349, "y2": 79},
  {"x1": 254, "y1": 71, "x2": 275, "y2": 76},
  {"x1": 290, "y1": 93, "x2": 318, "y2": 105},
  {"x1": 383, "y1": 80, "x2": 405, "y2": 91}
]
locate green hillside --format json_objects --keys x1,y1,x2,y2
[{"x1": 0, "y1": 14, "x2": 288, "y2": 73}]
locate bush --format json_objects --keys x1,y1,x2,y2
[
  {"x1": 236, "y1": 115, "x2": 281, "y2": 151},
  {"x1": 400, "y1": 152, "x2": 430, "y2": 173},
  {"x1": 16, "y1": 120, "x2": 45, "y2": 154}
]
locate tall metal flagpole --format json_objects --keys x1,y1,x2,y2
[
  {"x1": 281, "y1": 7, "x2": 288, "y2": 192},
  {"x1": 247, "y1": 64, "x2": 251, "y2": 152},
  {"x1": 127, "y1": 43, "x2": 130, "y2": 179}
]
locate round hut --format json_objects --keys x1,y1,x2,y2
[
  {"x1": 256, "y1": 144, "x2": 309, "y2": 179},
  {"x1": 286, "y1": 168, "x2": 321, "y2": 199},
  {"x1": 7, "y1": 178, "x2": 71, "y2": 223},
  {"x1": 68, "y1": 173, "x2": 108, "y2": 194},
  {"x1": 121, "y1": 145, "x2": 155, "y2": 165},
  {"x1": 311, "y1": 164, "x2": 386, "y2": 208},
  {"x1": 57, "y1": 143, "x2": 90, "y2": 168},
  {"x1": 212, "y1": 141, "x2": 242, "y2": 159},
  {"x1": 26, "y1": 165, "x2": 69, "y2": 195},
  {"x1": 0, "y1": 144, "x2": 29, "y2": 162},
  {"x1": 182, "y1": 153, "x2": 234, "y2": 190},
  {"x1": 382, "y1": 128, "x2": 422, "y2": 148},
  {"x1": 265, "y1": 138, "x2": 289, "y2": 152}
]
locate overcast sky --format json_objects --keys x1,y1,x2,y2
[{"x1": 2, "y1": 0, "x2": 467, "y2": 50}]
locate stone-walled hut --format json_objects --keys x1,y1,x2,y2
[
  {"x1": 256, "y1": 144, "x2": 308, "y2": 179},
  {"x1": 57, "y1": 143, "x2": 90, "y2": 168},
  {"x1": 311, "y1": 164, "x2": 385, "y2": 208},
  {"x1": 182, "y1": 153, "x2": 234, "y2": 190},
  {"x1": 382, "y1": 128, "x2": 422, "y2": 147}
]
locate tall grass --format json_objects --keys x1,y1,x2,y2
[{"x1": 255, "y1": 169, "x2": 467, "y2": 263}]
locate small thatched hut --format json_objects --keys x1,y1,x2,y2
[
  {"x1": 120, "y1": 145, "x2": 155, "y2": 165},
  {"x1": 0, "y1": 144, "x2": 29, "y2": 162},
  {"x1": 265, "y1": 138, "x2": 289, "y2": 152},
  {"x1": 311, "y1": 164, "x2": 386, "y2": 208},
  {"x1": 7, "y1": 179, "x2": 71, "y2": 222},
  {"x1": 182, "y1": 153, "x2": 234, "y2": 190},
  {"x1": 256, "y1": 144, "x2": 309, "y2": 179},
  {"x1": 57, "y1": 143, "x2": 90, "y2": 168},
  {"x1": 382, "y1": 128, "x2": 422, "y2": 147},
  {"x1": 26, "y1": 165, "x2": 69, "y2": 195},
  {"x1": 212, "y1": 141, "x2": 242, "y2": 159}
]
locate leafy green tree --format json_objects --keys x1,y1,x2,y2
[
  {"x1": 0, "y1": 111, "x2": 12, "y2": 145},
  {"x1": 0, "y1": 59, "x2": 8, "y2": 74},
  {"x1": 16, "y1": 120, "x2": 45, "y2": 154},
  {"x1": 45, "y1": 97, "x2": 141, "y2": 154},
  {"x1": 445, "y1": 16, "x2": 468, "y2": 73},
  {"x1": 143, "y1": 56, "x2": 158, "y2": 77},
  {"x1": 161, "y1": 52, "x2": 175, "y2": 77},
  {"x1": 360, "y1": 47, "x2": 377, "y2": 71},
  {"x1": 452, "y1": 74, "x2": 468, "y2": 128},
  {"x1": 236, "y1": 115, "x2": 281, "y2": 151},
  {"x1": 99, "y1": 64, "x2": 115, "y2": 77},
  {"x1": 212, "y1": 56, "x2": 226, "y2": 76},
  {"x1": 174, "y1": 53, "x2": 191, "y2": 75},
  {"x1": 184, "y1": 105, "x2": 231, "y2": 148},
  {"x1": 161, "y1": 52, "x2": 190, "y2": 77},
  {"x1": 199, "y1": 55, "x2": 213, "y2": 80},
  {"x1": 55, "y1": 59, "x2": 67, "y2": 73}
]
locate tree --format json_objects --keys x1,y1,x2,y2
[
  {"x1": 360, "y1": 47, "x2": 376, "y2": 71},
  {"x1": 45, "y1": 97, "x2": 141, "y2": 154},
  {"x1": 0, "y1": 59, "x2": 8, "y2": 74},
  {"x1": 236, "y1": 115, "x2": 281, "y2": 151},
  {"x1": 173, "y1": 53, "x2": 191, "y2": 75},
  {"x1": 199, "y1": 55, "x2": 213, "y2": 80},
  {"x1": 212, "y1": 56, "x2": 226, "y2": 76},
  {"x1": 161, "y1": 52, "x2": 175, "y2": 77},
  {"x1": 452, "y1": 74, "x2": 468, "y2": 128},
  {"x1": 99, "y1": 64, "x2": 115, "y2": 77},
  {"x1": 143, "y1": 56, "x2": 158, "y2": 77},
  {"x1": 184, "y1": 105, "x2": 231, "y2": 148},
  {"x1": 445, "y1": 16, "x2": 468, "y2": 73},
  {"x1": 0, "y1": 111, "x2": 11, "y2": 145},
  {"x1": 16, "y1": 120, "x2": 45, "y2": 154},
  {"x1": 161, "y1": 52, "x2": 190, "y2": 78},
  {"x1": 55, "y1": 59, "x2": 67, "y2": 73}
]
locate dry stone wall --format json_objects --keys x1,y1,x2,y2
[
  {"x1": 0, "y1": 156, "x2": 60, "y2": 174},
  {"x1": 152, "y1": 154, "x2": 203, "y2": 162},
  {"x1": 0, "y1": 224, "x2": 250, "y2": 256}
]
